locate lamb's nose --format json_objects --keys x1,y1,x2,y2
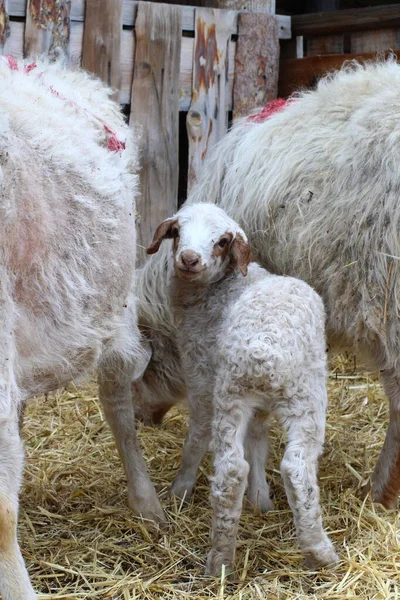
[{"x1": 181, "y1": 250, "x2": 200, "y2": 268}]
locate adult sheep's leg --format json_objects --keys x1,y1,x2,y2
[
  {"x1": 171, "y1": 393, "x2": 212, "y2": 501},
  {"x1": 276, "y1": 383, "x2": 338, "y2": 570},
  {"x1": 369, "y1": 368, "x2": 400, "y2": 507},
  {"x1": 245, "y1": 412, "x2": 274, "y2": 512},
  {"x1": 0, "y1": 416, "x2": 37, "y2": 600},
  {"x1": 205, "y1": 398, "x2": 253, "y2": 577},
  {"x1": 98, "y1": 357, "x2": 165, "y2": 523}
]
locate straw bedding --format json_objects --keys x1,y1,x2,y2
[{"x1": 19, "y1": 358, "x2": 400, "y2": 599}]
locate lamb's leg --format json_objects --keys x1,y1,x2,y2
[
  {"x1": 368, "y1": 368, "x2": 400, "y2": 507},
  {"x1": 171, "y1": 393, "x2": 212, "y2": 501},
  {"x1": 276, "y1": 384, "x2": 338, "y2": 570},
  {"x1": 245, "y1": 412, "x2": 274, "y2": 512},
  {"x1": 205, "y1": 398, "x2": 253, "y2": 577},
  {"x1": 98, "y1": 358, "x2": 165, "y2": 523},
  {"x1": 0, "y1": 416, "x2": 37, "y2": 600}
]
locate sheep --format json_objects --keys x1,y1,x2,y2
[
  {"x1": 146, "y1": 202, "x2": 339, "y2": 576},
  {"x1": 135, "y1": 60, "x2": 400, "y2": 512},
  {"x1": 0, "y1": 57, "x2": 164, "y2": 600}
]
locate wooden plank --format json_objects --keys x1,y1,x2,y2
[
  {"x1": 233, "y1": 13, "x2": 279, "y2": 119},
  {"x1": 292, "y1": 5, "x2": 400, "y2": 37},
  {"x1": 81, "y1": 0, "x2": 123, "y2": 100},
  {"x1": 306, "y1": 34, "x2": 344, "y2": 55},
  {"x1": 130, "y1": 2, "x2": 182, "y2": 261},
  {"x1": 278, "y1": 50, "x2": 397, "y2": 97},
  {"x1": 0, "y1": 0, "x2": 10, "y2": 53},
  {"x1": 350, "y1": 28, "x2": 398, "y2": 52},
  {"x1": 24, "y1": 0, "x2": 71, "y2": 60},
  {"x1": 187, "y1": 7, "x2": 236, "y2": 190},
  {"x1": 5, "y1": 1, "x2": 291, "y2": 38}
]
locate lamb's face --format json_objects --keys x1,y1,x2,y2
[{"x1": 147, "y1": 203, "x2": 252, "y2": 284}]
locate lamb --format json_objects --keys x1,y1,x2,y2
[
  {"x1": 135, "y1": 60, "x2": 400, "y2": 511},
  {"x1": 146, "y1": 202, "x2": 338, "y2": 576},
  {"x1": 0, "y1": 57, "x2": 164, "y2": 600}
]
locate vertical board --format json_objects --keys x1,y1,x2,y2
[
  {"x1": 187, "y1": 8, "x2": 236, "y2": 191},
  {"x1": 0, "y1": 0, "x2": 10, "y2": 54},
  {"x1": 24, "y1": 0, "x2": 71, "y2": 60},
  {"x1": 81, "y1": 0, "x2": 123, "y2": 100},
  {"x1": 130, "y1": 1, "x2": 182, "y2": 262},
  {"x1": 233, "y1": 13, "x2": 279, "y2": 119}
]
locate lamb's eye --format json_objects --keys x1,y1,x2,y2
[{"x1": 218, "y1": 237, "x2": 229, "y2": 248}]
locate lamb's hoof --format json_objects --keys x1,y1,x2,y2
[
  {"x1": 246, "y1": 490, "x2": 274, "y2": 513},
  {"x1": 304, "y1": 543, "x2": 339, "y2": 570},
  {"x1": 129, "y1": 494, "x2": 166, "y2": 524},
  {"x1": 205, "y1": 550, "x2": 234, "y2": 577},
  {"x1": 170, "y1": 477, "x2": 195, "y2": 503}
]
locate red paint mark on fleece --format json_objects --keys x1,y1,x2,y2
[{"x1": 248, "y1": 98, "x2": 291, "y2": 123}]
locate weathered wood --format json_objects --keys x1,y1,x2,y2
[
  {"x1": 233, "y1": 13, "x2": 279, "y2": 119},
  {"x1": 81, "y1": 0, "x2": 123, "y2": 100},
  {"x1": 24, "y1": 0, "x2": 71, "y2": 60},
  {"x1": 187, "y1": 7, "x2": 236, "y2": 190},
  {"x1": 130, "y1": 2, "x2": 181, "y2": 262},
  {"x1": 202, "y1": 0, "x2": 275, "y2": 11},
  {"x1": 306, "y1": 34, "x2": 344, "y2": 55},
  {"x1": 292, "y1": 5, "x2": 400, "y2": 37},
  {"x1": 0, "y1": 0, "x2": 10, "y2": 52},
  {"x1": 350, "y1": 28, "x2": 398, "y2": 53},
  {"x1": 5, "y1": 1, "x2": 291, "y2": 39},
  {"x1": 278, "y1": 51, "x2": 397, "y2": 97}
]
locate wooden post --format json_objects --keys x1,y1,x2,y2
[
  {"x1": 24, "y1": 0, "x2": 71, "y2": 61},
  {"x1": 233, "y1": 13, "x2": 279, "y2": 119},
  {"x1": 0, "y1": 0, "x2": 10, "y2": 54},
  {"x1": 81, "y1": 0, "x2": 123, "y2": 100},
  {"x1": 187, "y1": 7, "x2": 236, "y2": 190},
  {"x1": 130, "y1": 1, "x2": 182, "y2": 262}
]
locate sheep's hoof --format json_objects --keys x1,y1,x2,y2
[
  {"x1": 170, "y1": 477, "x2": 195, "y2": 503},
  {"x1": 304, "y1": 544, "x2": 339, "y2": 570},
  {"x1": 246, "y1": 490, "x2": 274, "y2": 513},
  {"x1": 205, "y1": 550, "x2": 234, "y2": 577}
]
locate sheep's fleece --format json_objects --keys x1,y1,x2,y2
[
  {"x1": 0, "y1": 58, "x2": 162, "y2": 600},
  {"x1": 136, "y1": 60, "x2": 400, "y2": 515}
]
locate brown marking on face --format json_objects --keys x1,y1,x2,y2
[
  {"x1": 377, "y1": 450, "x2": 400, "y2": 508},
  {"x1": 0, "y1": 495, "x2": 17, "y2": 554},
  {"x1": 147, "y1": 218, "x2": 179, "y2": 255},
  {"x1": 212, "y1": 232, "x2": 233, "y2": 262},
  {"x1": 231, "y1": 234, "x2": 252, "y2": 276}
]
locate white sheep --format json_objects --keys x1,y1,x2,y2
[
  {"x1": 146, "y1": 202, "x2": 338, "y2": 576},
  {"x1": 0, "y1": 58, "x2": 163, "y2": 600},
  {"x1": 136, "y1": 60, "x2": 400, "y2": 511}
]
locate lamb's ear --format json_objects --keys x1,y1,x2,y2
[
  {"x1": 231, "y1": 233, "x2": 252, "y2": 276},
  {"x1": 146, "y1": 218, "x2": 178, "y2": 255}
]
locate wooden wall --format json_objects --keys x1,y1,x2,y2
[
  {"x1": 0, "y1": 0, "x2": 286, "y2": 256},
  {"x1": 279, "y1": 3, "x2": 400, "y2": 95}
]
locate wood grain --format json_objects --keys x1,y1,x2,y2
[
  {"x1": 24, "y1": 0, "x2": 71, "y2": 60},
  {"x1": 81, "y1": 0, "x2": 123, "y2": 100},
  {"x1": 0, "y1": 0, "x2": 10, "y2": 51},
  {"x1": 130, "y1": 2, "x2": 182, "y2": 262},
  {"x1": 292, "y1": 4, "x2": 400, "y2": 37},
  {"x1": 233, "y1": 12, "x2": 279, "y2": 119},
  {"x1": 187, "y1": 7, "x2": 236, "y2": 190}
]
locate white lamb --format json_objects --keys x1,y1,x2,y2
[
  {"x1": 146, "y1": 202, "x2": 339, "y2": 576},
  {"x1": 0, "y1": 58, "x2": 164, "y2": 600}
]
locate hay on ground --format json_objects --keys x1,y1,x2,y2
[{"x1": 19, "y1": 357, "x2": 400, "y2": 599}]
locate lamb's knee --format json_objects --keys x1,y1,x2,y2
[
  {"x1": 212, "y1": 456, "x2": 250, "y2": 509},
  {"x1": 0, "y1": 495, "x2": 17, "y2": 555}
]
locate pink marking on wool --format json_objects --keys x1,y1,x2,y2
[
  {"x1": 248, "y1": 98, "x2": 291, "y2": 124},
  {"x1": 104, "y1": 125, "x2": 126, "y2": 153},
  {"x1": 25, "y1": 62, "x2": 37, "y2": 74},
  {"x1": 6, "y1": 56, "x2": 18, "y2": 71}
]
